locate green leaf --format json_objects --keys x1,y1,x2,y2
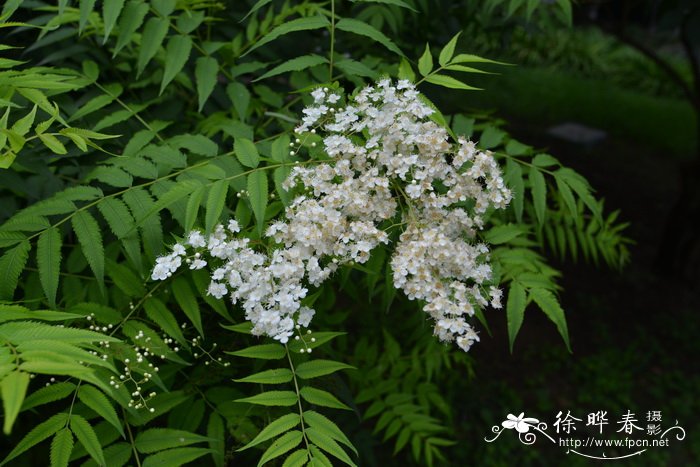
[
  {"x1": 37, "y1": 227, "x2": 62, "y2": 307},
  {"x1": 451, "y1": 53, "x2": 507, "y2": 65},
  {"x1": 308, "y1": 445, "x2": 333, "y2": 467},
  {"x1": 135, "y1": 428, "x2": 209, "y2": 454},
  {"x1": 207, "y1": 413, "x2": 225, "y2": 467},
  {"x1": 50, "y1": 428, "x2": 74, "y2": 467},
  {"x1": 142, "y1": 447, "x2": 212, "y2": 467},
  {"x1": 282, "y1": 450, "x2": 309, "y2": 467},
  {"x1": 335, "y1": 58, "x2": 378, "y2": 79},
  {"x1": 195, "y1": 56, "x2": 218, "y2": 111},
  {"x1": 0, "y1": 412, "x2": 68, "y2": 466},
  {"x1": 506, "y1": 282, "x2": 526, "y2": 353},
  {"x1": 0, "y1": 321, "x2": 118, "y2": 344},
  {"x1": 303, "y1": 411, "x2": 356, "y2": 454},
  {"x1": 528, "y1": 168, "x2": 547, "y2": 226},
  {"x1": 335, "y1": 18, "x2": 403, "y2": 56},
  {"x1": 234, "y1": 138, "x2": 259, "y2": 168},
  {"x1": 227, "y1": 82, "x2": 250, "y2": 121},
  {"x1": 20, "y1": 382, "x2": 75, "y2": 413},
  {"x1": 78, "y1": 386, "x2": 123, "y2": 438},
  {"x1": 205, "y1": 180, "x2": 228, "y2": 233},
  {"x1": 144, "y1": 298, "x2": 187, "y2": 346},
  {"x1": 0, "y1": 240, "x2": 30, "y2": 300},
  {"x1": 484, "y1": 224, "x2": 526, "y2": 245},
  {"x1": 227, "y1": 344, "x2": 285, "y2": 360},
  {"x1": 529, "y1": 288, "x2": 570, "y2": 352},
  {"x1": 255, "y1": 54, "x2": 328, "y2": 82},
  {"x1": 114, "y1": 0, "x2": 149, "y2": 56},
  {"x1": 295, "y1": 360, "x2": 354, "y2": 380},
  {"x1": 1, "y1": 371, "x2": 29, "y2": 434},
  {"x1": 71, "y1": 211, "x2": 104, "y2": 291},
  {"x1": 244, "y1": 16, "x2": 330, "y2": 56},
  {"x1": 161, "y1": 35, "x2": 192, "y2": 94},
  {"x1": 235, "y1": 390, "x2": 298, "y2": 407},
  {"x1": 69, "y1": 415, "x2": 105, "y2": 467},
  {"x1": 38, "y1": 133, "x2": 67, "y2": 154},
  {"x1": 424, "y1": 74, "x2": 478, "y2": 90},
  {"x1": 505, "y1": 139, "x2": 530, "y2": 156},
  {"x1": 532, "y1": 153, "x2": 559, "y2": 168},
  {"x1": 11, "y1": 104, "x2": 36, "y2": 136},
  {"x1": 299, "y1": 387, "x2": 350, "y2": 410},
  {"x1": 247, "y1": 170, "x2": 268, "y2": 235},
  {"x1": 257, "y1": 430, "x2": 303, "y2": 467},
  {"x1": 79, "y1": 0, "x2": 97, "y2": 34},
  {"x1": 237, "y1": 413, "x2": 300, "y2": 451},
  {"x1": 555, "y1": 175, "x2": 578, "y2": 219},
  {"x1": 102, "y1": 0, "x2": 126, "y2": 43},
  {"x1": 287, "y1": 332, "x2": 345, "y2": 353},
  {"x1": 397, "y1": 58, "x2": 415, "y2": 81},
  {"x1": 417, "y1": 43, "x2": 432, "y2": 76},
  {"x1": 305, "y1": 427, "x2": 356, "y2": 467},
  {"x1": 438, "y1": 32, "x2": 461, "y2": 66},
  {"x1": 184, "y1": 186, "x2": 205, "y2": 232},
  {"x1": 234, "y1": 368, "x2": 293, "y2": 384},
  {"x1": 70, "y1": 85, "x2": 121, "y2": 121},
  {"x1": 171, "y1": 276, "x2": 203, "y2": 336},
  {"x1": 137, "y1": 17, "x2": 170, "y2": 77}
]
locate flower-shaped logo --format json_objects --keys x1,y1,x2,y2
[{"x1": 502, "y1": 413, "x2": 540, "y2": 433}]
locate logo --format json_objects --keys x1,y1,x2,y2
[{"x1": 485, "y1": 410, "x2": 686, "y2": 460}]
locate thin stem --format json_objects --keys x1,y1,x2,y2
[
  {"x1": 285, "y1": 344, "x2": 312, "y2": 455},
  {"x1": 124, "y1": 411, "x2": 143, "y2": 467},
  {"x1": 329, "y1": 0, "x2": 335, "y2": 81}
]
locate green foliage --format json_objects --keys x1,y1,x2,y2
[{"x1": 0, "y1": 0, "x2": 628, "y2": 465}]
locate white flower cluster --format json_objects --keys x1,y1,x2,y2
[{"x1": 152, "y1": 79, "x2": 510, "y2": 351}]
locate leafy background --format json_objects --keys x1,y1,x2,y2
[{"x1": 0, "y1": 0, "x2": 698, "y2": 466}]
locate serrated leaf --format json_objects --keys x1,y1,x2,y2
[
  {"x1": 484, "y1": 224, "x2": 526, "y2": 245},
  {"x1": 205, "y1": 180, "x2": 228, "y2": 233},
  {"x1": 305, "y1": 427, "x2": 356, "y2": 466},
  {"x1": 70, "y1": 85, "x2": 121, "y2": 121},
  {"x1": 102, "y1": 0, "x2": 125, "y2": 43},
  {"x1": 79, "y1": 0, "x2": 97, "y2": 34},
  {"x1": 71, "y1": 211, "x2": 104, "y2": 291},
  {"x1": 505, "y1": 139, "x2": 530, "y2": 156},
  {"x1": 397, "y1": 58, "x2": 415, "y2": 81},
  {"x1": 528, "y1": 168, "x2": 547, "y2": 226},
  {"x1": 160, "y1": 35, "x2": 192, "y2": 94},
  {"x1": 335, "y1": 58, "x2": 378, "y2": 79},
  {"x1": 235, "y1": 390, "x2": 298, "y2": 407},
  {"x1": 295, "y1": 360, "x2": 354, "y2": 379},
  {"x1": 529, "y1": 288, "x2": 570, "y2": 351},
  {"x1": 234, "y1": 368, "x2": 293, "y2": 384},
  {"x1": 244, "y1": 16, "x2": 330, "y2": 56},
  {"x1": 1, "y1": 371, "x2": 29, "y2": 434},
  {"x1": 288, "y1": 332, "x2": 344, "y2": 353},
  {"x1": 38, "y1": 133, "x2": 67, "y2": 154},
  {"x1": 247, "y1": 170, "x2": 268, "y2": 235},
  {"x1": 227, "y1": 82, "x2": 250, "y2": 121},
  {"x1": 0, "y1": 240, "x2": 30, "y2": 301},
  {"x1": 20, "y1": 382, "x2": 76, "y2": 412},
  {"x1": 417, "y1": 43, "x2": 432, "y2": 76},
  {"x1": 114, "y1": 0, "x2": 149, "y2": 56},
  {"x1": 171, "y1": 276, "x2": 203, "y2": 336},
  {"x1": 234, "y1": 138, "x2": 259, "y2": 168},
  {"x1": 142, "y1": 447, "x2": 212, "y2": 467},
  {"x1": 438, "y1": 32, "x2": 461, "y2": 66},
  {"x1": 532, "y1": 153, "x2": 558, "y2": 168},
  {"x1": 299, "y1": 387, "x2": 350, "y2": 410},
  {"x1": 11, "y1": 104, "x2": 36, "y2": 136},
  {"x1": 303, "y1": 411, "x2": 356, "y2": 454},
  {"x1": 555, "y1": 175, "x2": 578, "y2": 219},
  {"x1": 335, "y1": 18, "x2": 403, "y2": 56},
  {"x1": 282, "y1": 449, "x2": 308, "y2": 467},
  {"x1": 227, "y1": 344, "x2": 286, "y2": 360},
  {"x1": 37, "y1": 227, "x2": 62, "y2": 307},
  {"x1": 238, "y1": 413, "x2": 300, "y2": 451},
  {"x1": 70, "y1": 414, "x2": 105, "y2": 467},
  {"x1": 1, "y1": 412, "x2": 68, "y2": 466},
  {"x1": 506, "y1": 281, "x2": 526, "y2": 353},
  {"x1": 255, "y1": 54, "x2": 327, "y2": 82},
  {"x1": 144, "y1": 298, "x2": 187, "y2": 346},
  {"x1": 195, "y1": 56, "x2": 218, "y2": 111},
  {"x1": 184, "y1": 186, "x2": 205, "y2": 232},
  {"x1": 137, "y1": 17, "x2": 170, "y2": 77},
  {"x1": 78, "y1": 386, "x2": 123, "y2": 438},
  {"x1": 135, "y1": 428, "x2": 209, "y2": 454},
  {"x1": 207, "y1": 413, "x2": 225, "y2": 467},
  {"x1": 257, "y1": 430, "x2": 303, "y2": 467},
  {"x1": 50, "y1": 428, "x2": 74, "y2": 467},
  {"x1": 424, "y1": 74, "x2": 478, "y2": 90}
]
